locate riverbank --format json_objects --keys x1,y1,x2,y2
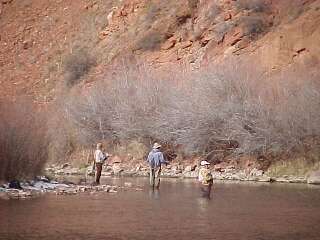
[
  {"x1": 0, "y1": 176, "x2": 143, "y2": 200},
  {"x1": 45, "y1": 161, "x2": 320, "y2": 185},
  {"x1": 1, "y1": 166, "x2": 319, "y2": 200},
  {"x1": 2, "y1": 159, "x2": 319, "y2": 200}
]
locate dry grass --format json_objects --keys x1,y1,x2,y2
[{"x1": 267, "y1": 157, "x2": 320, "y2": 177}]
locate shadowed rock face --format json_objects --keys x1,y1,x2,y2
[{"x1": 0, "y1": 0, "x2": 319, "y2": 99}]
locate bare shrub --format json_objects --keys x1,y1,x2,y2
[
  {"x1": 238, "y1": 16, "x2": 268, "y2": 39},
  {"x1": 235, "y1": 0, "x2": 269, "y2": 13},
  {"x1": 135, "y1": 31, "x2": 167, "y2": 51},
  {"x1": 59, "y1": 61, "x2": 320, "y2": 162},
  {"x1": 214, "y1": 21, "x2": 234, "y2": 40},
  {"x1": 188, "y1": 0, "x2": 198, "y2": 10},
  {"x1": 63, "y1": 48, "x2": 96, "y2": 87},
  {"x1": 0, "y1": 98, "x2": 49, "y2": 181},
  {"x1": 47, "y1": 99, "x2": 76, "y2": 164}
]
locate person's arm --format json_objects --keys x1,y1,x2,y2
[
  {"x1": 146, "y1": 152, "x2": 152, "y2": 163},
  {"x1": 159, "y1": 152, "x2": 168, "y2": 165},
  {"x1": 198, "y1": 169, "x2": 204, "y2": 182},
  {"x1": 103, "y1": 152, "x2": 112, "y2": 165}
]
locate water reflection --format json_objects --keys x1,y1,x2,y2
[
  {"x1": 196, "y1": 197, "x2": 210, "y2": 213},
  {"x1": 1, "y1": 178, "x2": 320, "y2": 240},
  {"x1": 148, "y1": 188, "x2": 160, "y2": 199}
]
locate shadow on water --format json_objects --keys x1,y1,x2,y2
[{"x1": 148, "y1": 188, "x2": 161, "y2": 200}]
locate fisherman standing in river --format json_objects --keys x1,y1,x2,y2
[
  {"x1": 198, "y1": 160, "x2": 213, "y2": 198},
  {"x1": 94, "y1": 143, "x2": 110, "y2": 185},
  {"x1": 146, "y1": 143, "x2": 168, "y2": 189}
]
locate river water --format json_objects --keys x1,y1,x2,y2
[{"x1": 1, "y1": 177, "x2": 320, "y2": 240}]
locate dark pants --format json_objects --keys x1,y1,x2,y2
[
  {"x1": 150, "y1": 167, "x2": 161, "y2": 189},
  {"x1": 95, "y1": 163, "x2": 103, "y2": 184},
  {"x1": 200, "y1": 180, "x2": 213, "y2": 198}
]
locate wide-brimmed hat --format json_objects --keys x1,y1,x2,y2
[
  {"x1": 153, "y1": 142, "x2": 162, "y2": 149},
  {"x1": 200, "y1": 160, "x2": 210, "y2": 166}
]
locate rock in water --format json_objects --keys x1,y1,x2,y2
[
  {"x1": 124, "y1": 182, "x2": 132, "y2": 187},
  {"x1": 307, "y1": 170, "x2": 320, "y2": 184},
  {"x1": 9, "y1": 180, "x2": 22, "y2": 189},
  {"x1": 112, "y1": 163, "x2": 123, "y2": 175}
]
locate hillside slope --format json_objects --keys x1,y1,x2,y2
[{"x1": 1, "y1": 0, "x2": 319, "y2": 100}]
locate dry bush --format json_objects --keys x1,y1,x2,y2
[
  {"x1": 135, "y1": 31, "x2": 167, "y2": 51},
  {"x1": 47, "y1": 100, "x2": 75, "y2": 164},
  {"x1": 59, "y1": 62, "x2": 320, "y2": 162},
  {"x1": 0, "y1": 98, "x2": 49, "y2": 181},
  {"x1": 63, "y1": 48, "x2": 96, "y2": 87},
  {"x1": 235, "y1": 0, "x2": 269, "y2": 13},
  {"x1": 188, "y1": 0, "x2": 198, "y2": 10},
  {"x1": 134, "y1": 0, "x2": 192, "y2": 51},
  {"x1": 238, "y1": 15, "x2": 268, "y2": 39}
]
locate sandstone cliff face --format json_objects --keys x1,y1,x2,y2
[{"x1": 0, "y1": 0, "x2": 319, "y2": 99}]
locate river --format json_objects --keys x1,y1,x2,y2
[{"x1": 1, "y1": 177, "x2": 320, "y2": 240}]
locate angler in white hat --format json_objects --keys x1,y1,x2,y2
[
  {"x1": 198, "y1": 160, "x2": 213, "y2": 198},
  {"x1": 146, "y1": 142, "x2": 168, "y2": 189}
]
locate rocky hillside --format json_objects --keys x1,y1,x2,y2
[{"x1": 1, "y1": 0, "x2": 319, "y2": 100}]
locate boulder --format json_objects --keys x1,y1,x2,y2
[
  {"x1": 61, "y1": 163, "x2": 71, "y2": 169},
  {"x1": 184, "y1": 164, "x2": 197, "y2": 172},
  {"x1": 307, "y1": 170, "x2": 320, "y2": 185},
  {"x1": 36, "y1": 176, "x2": 50, "y2": 183},
  {"x1": 183, "y1": 171, "x2": 198, "y2": 178},
  {"x1": 257, "y1": 176, "x2": 271, "y2": 182},
  {"x1": 9, "y1": 180, "x2": 22, "y2": 189},
  {"x1": 250, "y1": 168, "x2": 264, "y2": 177},
  {"x1": 63, "y1": 168, "x2": 81, "y2": 175},
  {"x1": 124, "y1": 182, "x2": 133, "y2": 187},
  {"x1": 161, "y1": 38, "x2": 176, "y2": 50},
  {"x1": 112, "y1": 163, "x2": 123, "y2": 175}
]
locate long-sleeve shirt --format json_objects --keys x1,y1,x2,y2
[
  {"x1": 146, "y1": 149, "x2": 166, "y2": 169},
  {"x1": 94, "y1": 149, "x2": 108, "y2": 163}
]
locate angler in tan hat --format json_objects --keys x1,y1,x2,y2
[{"x1": 146, "y1": 142, "x2": 168, "y2": 189}]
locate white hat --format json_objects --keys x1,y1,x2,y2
[
  {"x1": 153, "y1": 142, "x2": 162, "y2": 149},
  {"x1": 200, "y1": 160, "x2": 210, "y2": 166}
]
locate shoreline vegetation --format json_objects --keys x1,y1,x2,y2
[{"x1": 1, "y1": 63, "x2": 319, "y2": 187}]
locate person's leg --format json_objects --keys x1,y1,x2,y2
[
  {"x1": 149, "y1": 168, "x2": 155, "y2": 188},
  {"x1": 155, "y1": 167, "x2": 161, "y2": 189},
  {"x1": 207, "y1": 180, "x2": 213, "y2": 198},
  {"x1": 200, "y1": 184, "x2": 207, "y2": 197},
  {"x1": 95, "y1": 163, "x2": 102, "y2": 184}
]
